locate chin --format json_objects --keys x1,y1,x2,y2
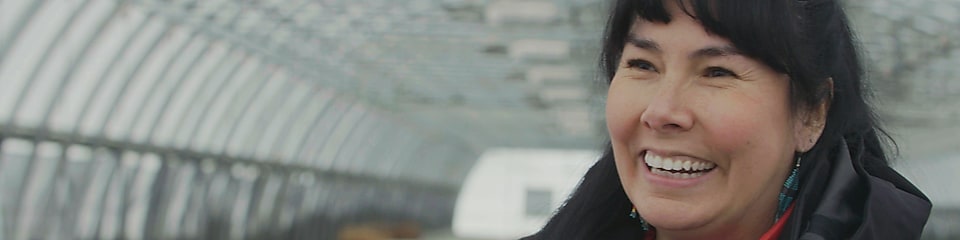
[{"x1": 637, "y1": 196, "x2": 714, "y2": 231}]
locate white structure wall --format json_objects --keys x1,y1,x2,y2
[{"x1": 453, "y1": 149, "x2": 597, "y2": 239}]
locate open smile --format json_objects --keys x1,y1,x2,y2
[{"x1": 643, "y1": 150, "x2": 717, "y2": 179}]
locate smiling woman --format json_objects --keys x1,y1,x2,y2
[
  {"x1": 609, "y1": 4, "x2": 814, "y2": 237},
  {"x1": 524, "y1": 0, "x2": 932, "y2": 239}
]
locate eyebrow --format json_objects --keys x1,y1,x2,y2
[
  {"x1": 691, "y1": 45, "x2": 742, "y2": 58},
  {"x1": 627, "y1": 35, "x2": 662, "y2": 53},
  {"x1": 627, "y1": 34, "x2": 742, "y2": 59}
]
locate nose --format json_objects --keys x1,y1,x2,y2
[{"x1": 640, "y1": 84, "x2": 694, "y2": 133}]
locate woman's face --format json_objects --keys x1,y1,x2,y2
[{"x1": 606, "y1": 4, "x2": 823, "y2": 238}]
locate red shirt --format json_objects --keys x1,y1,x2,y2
[{"x1": 760, "y1": 205, "x2": 794, "y2": 240}]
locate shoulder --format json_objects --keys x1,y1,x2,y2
[
  {"x1": 851, "y1": 161, "x2": 931, "y2": 239},
  {"x1": 788, "y1": 144, "x2": 931, "y2": 240}
]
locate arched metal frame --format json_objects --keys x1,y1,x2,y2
[
  {"x1": 249, "y1": 75, "x2": 312, "y2": 160},
  {"x1": 149, "y1": 41, "x2": 234, "y2": 147},
  {"x1": 0, "y1": 0, "x2": 552, "y2": 239},
  {"x1": 207, "y1": 62, "x2": 275, "y2": 154},
  {"x1": 331, "y1": 116, "x2": 381, "y2": 172},
  {"x1": 314, "y1": 103, "x2": 368, "y2": 169},
  {"x1": 179, "y1": 50, "x2": 251, "y2": 149}
]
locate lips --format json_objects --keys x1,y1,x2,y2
[{"x1": 643, "y1": 151, "x2": 716, "y2": 179}]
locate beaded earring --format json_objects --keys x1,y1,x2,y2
[
  {"x1": 629, "y1": 206, "x2": 650, "y2": 231},
  {"x1": 776, "y1": 156, "x2": 801, "y2": 220}
]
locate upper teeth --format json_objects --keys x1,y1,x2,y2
[{"x1": 644, "y1": 151, "x2": 716, "y2": 171}]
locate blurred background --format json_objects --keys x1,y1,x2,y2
[{"x1": 0, "y1": 0, "x2": 957, "y2": 239}]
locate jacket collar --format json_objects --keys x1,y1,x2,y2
[{"x1": 781, "y1": 140, "x2": 931, "y2": 239}]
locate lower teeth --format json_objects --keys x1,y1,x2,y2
[{"x1": 650, "y1": 167, "x2": 706, "y2": 179}]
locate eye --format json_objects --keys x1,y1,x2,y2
[
  {"x1": 703, "y1": 66, "x2": 738, "y2": 78},
  {"x1": 626, "y1": 59, "x2": 658, "y2": 72}
]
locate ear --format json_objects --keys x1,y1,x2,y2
[{"x1": 795, "y1": 78, "x2": 833, "y2": 153}]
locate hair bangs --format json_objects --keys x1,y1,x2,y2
[
  {"x1": 615, "y1": 0, "x2": 826, "y2": 112},
  {"x1": 630, "y1": 0, "x2": 806, "y2": 75}
]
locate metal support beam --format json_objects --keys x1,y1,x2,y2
[
  {"x1": 0, "y1": 128, "x2": 458, "y2": 193},
  {"x1": 40, "y1": 0, "x2": 123, "y2": 129},
  {"x1": 258, "y1": 76, "x2": 314, "y2": 161},
  {"x1": 96, "y1": 21, "x2": 173, "y2": 136},
  {"x1": 126, "y1": 31, "x2": 204, "y2": 142},
  {"x1": 11, "y1": 0, "x2": 95, "y2": 127},
  {"x1": 0, "y1": 0, "x2": 46, "y2": 67},
  {"x1": 216, "y1": 67, "x2": 276, "y2": 156}
]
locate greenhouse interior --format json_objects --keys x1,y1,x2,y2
[{"x1": 0, "y1": 0, "x2": 958, "y2": 239}]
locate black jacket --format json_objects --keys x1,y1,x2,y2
[{"x1": 780, "y1": 140, "x2": 931, "y2": 239}]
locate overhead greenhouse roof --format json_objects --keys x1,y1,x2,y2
[{"x1": 1, "y1": 0, "x2": 959, "y2": 239}]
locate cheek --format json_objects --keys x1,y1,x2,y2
[
  {"x1": 702, "y1": 106, "x2": 759, "y2": 150},
  {"x1": 605, "y1": 100, "x2": 630, "y2": 143},
  {"x1": 606, "y1": 81, "x2": 648, "y2": 191},
  {"x1": 699, "y1": 91, "x2": 795, "y2": 167},
  {"x1": 605, "y1": 81, "x2": 646, "y2": 143}
]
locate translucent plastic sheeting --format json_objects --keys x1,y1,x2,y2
[{"x1": 0, "y1": 0, "x2": 555, "y2": 238}]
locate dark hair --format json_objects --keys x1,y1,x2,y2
[{"x1": 526, "y1": 0, "x2": 895, "y2": 238}]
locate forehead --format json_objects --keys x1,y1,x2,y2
[
  {"x1": 627, "y1": 16, "x2": 735, "y2": 54},
  {"x1": 625, "y1": 0, "x2": 734, "y2": 50}
]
